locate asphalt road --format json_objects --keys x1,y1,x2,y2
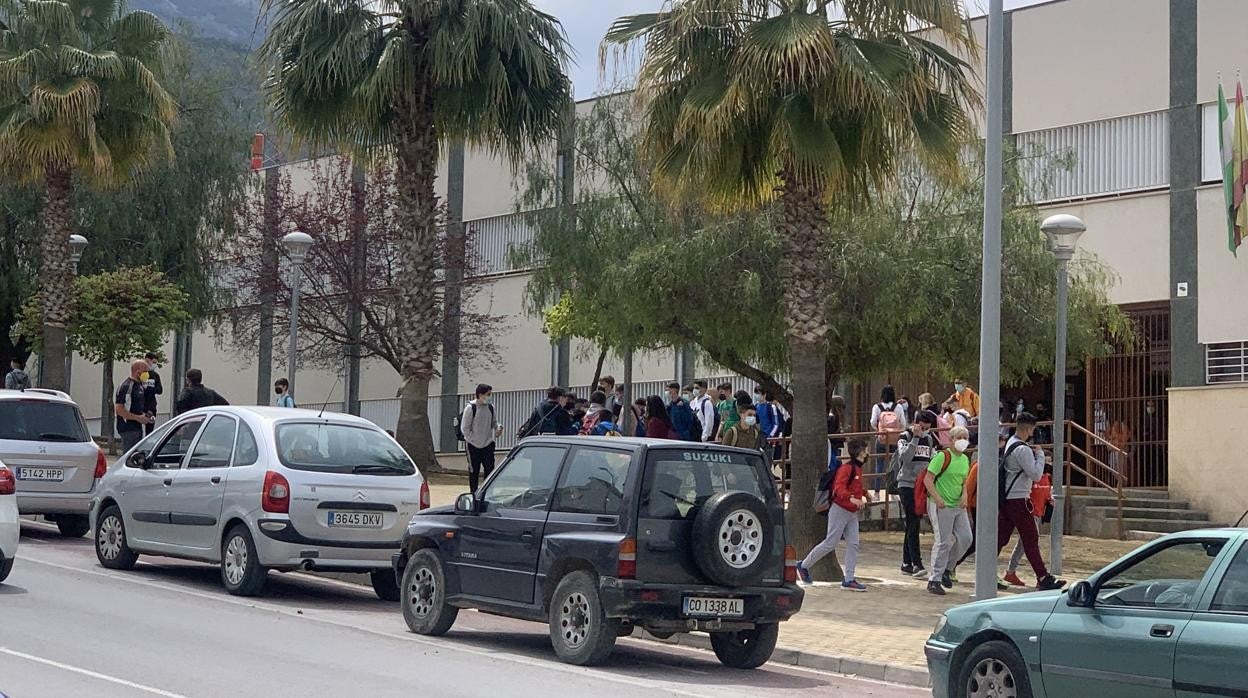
[{"x1": 1, "y1": 521, "x2": 925, "y2": 698}]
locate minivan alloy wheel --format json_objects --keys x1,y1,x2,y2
[
  {"x1": 718, "y1": 508, "x2": 763, "y2": 569},
  {"x1": 968, "y1": 657, "x2": 1017, "y2": 698},
  {"x1": 223, "y1": 535, "x2": 249, "y2": 586},
  {"x1": 407, "y1": 567, "x2": 436, "y2": 617},
  {"x1": 558, "y1": 591, "x2": 591, "y2": 649},
  {"x1": 97, "y1": 515, "x2": 123, "y2": 560}
]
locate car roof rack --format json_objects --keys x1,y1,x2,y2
[{"x1": 18, "y1": 388, "x2": 72, "y2": 400}]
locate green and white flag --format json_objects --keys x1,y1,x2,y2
[{"x1": 1220, "y1": 81, "x2": 1240, "y2": 255}]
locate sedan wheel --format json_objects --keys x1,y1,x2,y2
[
  {"x1": 219, "y1": 524, "x2": 267, "y2": 597},
  {"x1": 223, "y1": 535, "x2": 249, "y2": 586},
  {"x1": 967, "y1": 657, "x2": 1017, "y2": 698},
  {"x1": 957, "y1": 641, "x2": 1032, "y2": 698},
  {"x1": 94, "y1": 506, "x2": 138, "y2": 570}
]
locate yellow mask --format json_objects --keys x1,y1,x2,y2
[{"x1": 140, "y1": 371, "x2": 150, "y2": 382}]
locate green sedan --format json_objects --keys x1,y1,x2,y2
[{"x1": 925, "y1": 528, "x2": 1248, "y2": 698}]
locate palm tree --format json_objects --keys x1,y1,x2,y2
[
  {"x1": 0, "y1": 0, "x2": 177, "y2": 392},
  {"x1": 606, "y1": 0, "x2": 978, "y2": 575},
  {"x1": 260, "y1": 0, "x2": 570, "y2": 471}
]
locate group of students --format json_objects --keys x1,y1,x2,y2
[{"x1": 799, "y1": 381, "x2": 1065, "y2": 595}]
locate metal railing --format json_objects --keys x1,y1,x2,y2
[
  {"x1": 1207, "y1": 341, "x2": 1248, "y2": 384},
  {"x1": 1017, "y1": 109, "x2": 1169, "y2": 203}
]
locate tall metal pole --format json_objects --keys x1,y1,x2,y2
[
  {"x1": 974, "y1": 0, "x2": 1005, "y2": 602},
  {"x1": 288, "y1": 262, "x2": 301, "y2": 402},
  {"x1": 1050, "y1": 258, "x2": 1070, "y2": 574},
  {"x1": 621, "y1": 348, "x2": 635, "y2": 437}
]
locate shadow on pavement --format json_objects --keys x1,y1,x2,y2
[{"x1": 0, "y1": 584, "x2": 28, "y2": 595}]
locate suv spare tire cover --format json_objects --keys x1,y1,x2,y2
[{"x1": 691, "y1": 490, "x2": 774, "y2": 587}]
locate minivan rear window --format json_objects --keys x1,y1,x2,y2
[
  {"x1": 640, "y1": 449, "x2": 773, "y2": 520},
  {"x1": 0, "y1": 400, "x2": 90, "y2": 443},
  {"x1": 275, "y1": 422, "x2": 415, "y2": 475}
]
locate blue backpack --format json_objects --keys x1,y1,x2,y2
[{"x1": 591, "y1": 420, "x2": 622, "y2": 437}]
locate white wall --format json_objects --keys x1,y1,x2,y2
[
  {"x1": 1040, "y1": 192, "x2": 1171, "y2": 306},
  {"x1": 1196, "y1": 186, "x2": 1248, "y2": 344},
  {"x1": 1010, "y1": 0, "x2": 1169, "y2": 133}
]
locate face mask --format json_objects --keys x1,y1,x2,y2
[
  {"x1": 1016, "y1": 403, "x2": 1024, "y2": 414},
  {"x1": 274, "y1": 388, "x2": 282, "y2": 395},
  {"x1": 953, "y1": 438, "x2": 970, "y2": 453},
  {"x1": 681, "y1": 393, "x2": 691, "y2": 402},
  {"x1": 482, "y1": 395, "x2": 491, "y2": 404},
  {"x1": 140, "y1": 371, "x2": 150, "y2": 382},
  {"x1": 693, "y1": 388, "x2": 703, "y2": 397},
  {"x1": 1146, "y1": 405, "x2": 1155, "y2": 415},
  {"x1": 744, "y1": 416, "x2": 757, "y2": 427},
  {"x1": 955, "y1": 383, "x2": 965, "y2": 393}
]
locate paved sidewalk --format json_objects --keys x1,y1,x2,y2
[{"x1": 425, "y1": 473, "x2": 1140, "y2": 685}]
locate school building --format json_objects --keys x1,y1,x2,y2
[{"x1": 61, "y1": 0, "x2": 1248, "y2": 529}]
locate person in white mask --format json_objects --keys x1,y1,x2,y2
[
  {"x1": 722, "y1": 405, "x2": 763, "y2": 450},
  {"x1": 924, "y1": 426, "x2": 974, "y2": 596},
  {"x1": 460, "y1": 383, "x2": 503, "y2": 493}
]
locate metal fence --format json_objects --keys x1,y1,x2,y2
[{"x1": 1207, "y1": 341, "x2": 1248, "y2": 384}]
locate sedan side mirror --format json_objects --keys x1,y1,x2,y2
[
  {"x1": 454, "y1": 493, "x2": 477, "y2": 514},
  {"x1": 1067, "y1": 580, "x2": 1094, "y2": 608},
  {"x1": 126, "y1": 451, "x2": 148, "y2": 470}
]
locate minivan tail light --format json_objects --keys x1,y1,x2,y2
[
  {"x1": 783, "y1": 545, "x2": 798, "y2": 584},
  {"x1": 617, "y1": 538, "x2": 637, "y2": 580},
  {"x1": 94, "y1": 448, "x2": 107, "y2": 479},
  {"x1": 419, "y1": 481, "x2": 430, "y2": 510},
  {"x1": 262, "y1": 471, "x2": 290, "y2": 513},
  {"x1": 0, "y1": 467, "x2": 13, "y2": 495}
]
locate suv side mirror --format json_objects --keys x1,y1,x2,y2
[
  {"x1": 127, "y1": 451, "x2": 148, "y2": 469},
  {"x1": 454, "y1": 493, "x2": 477, "y2": 514},
  {"x1": 1067, "y1": 580, "x2": 1094, "y2": 608}
]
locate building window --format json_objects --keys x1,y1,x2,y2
[
  {"x1": 1202, "y1": 102, "x2": 1223, "y2": 185},
  {"x1": 1016, "y1": 110, "x2": 1169, "y2": 203},
  {"x1": 1207, "y1": 341, "x2": 1248, "y2": 384}
]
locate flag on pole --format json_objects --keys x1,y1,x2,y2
[
  {"x1": 1219, "y1": 81, "x2": 1238, "y2": 255},
  {"x1": 1235, "y1": 80, "x2": 1248, "y2": 254}
]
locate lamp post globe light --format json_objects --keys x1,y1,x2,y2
[
  {"x1": 282, "y1": 230, "x2": 314, "y2": 403},
  {"x1": 1041, "y1": 213, "x2": 1086, "y2": 575}
]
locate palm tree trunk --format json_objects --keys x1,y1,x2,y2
[
  {"x1": 778, "y1": 170, "x2": 842, "y2": 582},
  {"x1": 38, "y1": 166, "x2": 73, "y2": 392},
  {"x1": 391, "y1": 71, "x2": 442, "y2": 476}
]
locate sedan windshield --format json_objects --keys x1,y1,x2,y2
[{"x1": 275, "y1": 422, "x2": 416, "y2": 475}]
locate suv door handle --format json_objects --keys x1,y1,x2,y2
[
  {"x1": 163, "y1": 478, "x2": 173, "y2": 486},
  {"x1": 1151, "y1": 624, "x2": 1175, "y2": 638},
  {"x1": 520, "y1": 531, "x2": 535, "y2": 542},
  {"x1": 210, "y1": 476, "x2": 221, "y2": 485},
  {"x1": 647, "y1": 541, "x2": 677, "y2": 552}
]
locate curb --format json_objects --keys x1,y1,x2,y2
[{"x1": 633, "y1": 630, "x2": 930, "y2": 688}]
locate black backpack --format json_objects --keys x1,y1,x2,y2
[
  {"x1": 455, "y1": 402, "x2": 494, "y2": 442},
  {"x1": 997, "y1": 441, "x2": 1029, "y2": 506}
]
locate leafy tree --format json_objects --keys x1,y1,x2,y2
[
  {"x1": 217, "y1": 156, "x2": 505, "y2": 390},
  {"x1": 520, "y1": 98, "x2": 1126, "y2": 579},
  {"x1": 258, "y1": 0, "x2": 571, "y2": 472},
  {"x1": 16, "y1": 267, "x2": 190, "y2": 437},
  {"x1": 604, "y1": 0, "x2": 980, "y2": 563},
  {"x1": 0, "y1": 0, "x2": 179, "y2": 392}
]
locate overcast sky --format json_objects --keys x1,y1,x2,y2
[{"x1": 533, "y1": 0, "x2": 1053, "y2": 98}]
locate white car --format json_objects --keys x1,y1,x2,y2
[
  {"x1": 0, "y1": 461, "x2": 18, "y2": 583},
  {"x1": 90, "y1": 406, "x2": 429, "y2": 599}
]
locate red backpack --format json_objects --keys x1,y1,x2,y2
[{"x1": 914, "y1": 449, "x2": 953, "y2": 516}]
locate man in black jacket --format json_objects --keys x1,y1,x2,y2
[
  {"x1": 175, "y1": 369, "x2": 229, "y2": 413},
  {"x1": 142, "y1": 352, "x2": 164, "y2": 434},
  {"x1": 517, "y1": 386, "x2": 572, "y2": 439}
]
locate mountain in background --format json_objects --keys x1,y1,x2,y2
[{"x1": 133, "y1": 0, "x2": 266, "y2": 47}]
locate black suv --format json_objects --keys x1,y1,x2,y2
[{"x1": 392, "y1": 437, "x2": 803, "y2": 668}]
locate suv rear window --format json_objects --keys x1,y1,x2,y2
[
  {"x1": 275, "y1": 422, "x2": 415, "y2": 475},
  {"x1": 0, "y1": 400, "x2": 90, "y2": 443},
  {"x1": 640, "y1": 449, "x2": 773, "y2": 520}
]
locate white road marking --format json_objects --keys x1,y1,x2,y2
[
  {"x1": 0, "y1": 647, "x2": 189, "y2": 697},
  {"x1": 18, "y1": 554, "x2": 713, "y2": 697}
]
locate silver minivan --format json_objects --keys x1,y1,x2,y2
[
  {"x1": 90, "y1": 406, "x2": 429, "y2": 599},
  {"x1": 0, "y1": 389, "x2": 106, "y2": 538}
]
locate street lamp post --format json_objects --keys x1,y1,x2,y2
[
  {"x1": 1042, "y1": 213, "x2": 1086, "y2": 575},
  {"x1": 282, "y1": 230, "x2": 314, "y2": 404},
  {"x1": 66, "y1": 234, "x2": 88, "y2": 393}
]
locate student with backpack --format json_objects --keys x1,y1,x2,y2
[
  {"x1": 518, "y1": 386, "x2": 573, "y2": 440},
  {"x1": 578, "y1": 390, "x2": 618, "y2": 436},
  {"x1": 894, "y1": 412, "x2": 940, "y2": 577},
  {"x1": 689, "y1": 380, "x2": 716, "y2": 442},
  {"x1": 665, "y1": 382, "x2": 695, "y2": 440},
  {"x1": 798, "y1": 438, "x2": 872, "y2": 591},
  {"x1": 460, "y1": 384, "x2": 503, "y2": 492},
  {"x1": 870, "y1": 385, "x2": 908, "y2": 490},
  {"x1": 919, "y1": 426, "x2": 974, "y2": 596},
  {"x1": 997, "y1": 413, "x2": 1066, "y2": 591}
]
